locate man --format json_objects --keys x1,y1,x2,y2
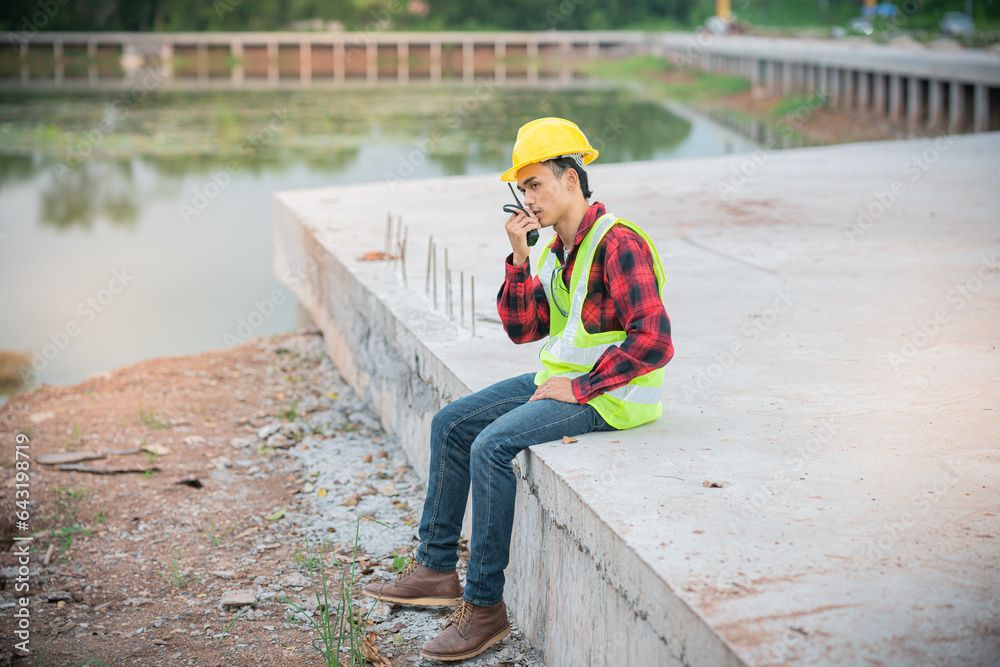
[{"x1": 363, "y1": 117, "x2": 673, "y2": 661}]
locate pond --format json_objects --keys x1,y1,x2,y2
[{"x1": 0, "y1": 84, "x2": 757, "y2": 401}]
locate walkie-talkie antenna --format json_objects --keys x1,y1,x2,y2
[
  {"x1": 507, "y1": 182, "x2": 523, "y2": 208},
  {"x1": 504, "y1": 181, "x2": 539, "y2": 247}
]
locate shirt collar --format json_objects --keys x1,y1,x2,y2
[{"x1": 553, "y1": 201, "x2": 606, "y2": 260}]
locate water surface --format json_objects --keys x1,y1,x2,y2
[{"x1": 0, "y1": 86, "x2": 756, "y2": 399}]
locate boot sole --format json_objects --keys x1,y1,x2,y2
[
  {"x1": 361, "y1": 589, "x2": 463, "y2": 607},
  {"x1": 420, "y1": 624, "x2": 511, "y2": 661}
]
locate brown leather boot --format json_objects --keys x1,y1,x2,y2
[
  {"x1": 362, "y1": 559, "x2": 463, "y2": 607},
  {"x1": 420, "y1": 599, "x2": 511, "y2": 661}
]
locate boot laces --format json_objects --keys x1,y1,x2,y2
[
  {"x1": 396, "y1": 548, "x2": 418, "y2": 579},
  {"x1": 446, "y1": 600, "x2": 474, "y2": 630}
]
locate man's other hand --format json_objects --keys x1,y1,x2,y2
[{"x1": 528, "y1": 377, "x2": 578, "y2": 404}]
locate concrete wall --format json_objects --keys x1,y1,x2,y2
[{"x1": 508, "y1": 453, "x2": 744, "y2": 666}]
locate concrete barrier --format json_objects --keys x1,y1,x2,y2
[{"x1": 274, "y1": 133, "x2": 1000, "y2": 665}]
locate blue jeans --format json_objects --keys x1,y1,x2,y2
[{"x1": 416, "y1": 372, "x2": 616, "y2": 606}]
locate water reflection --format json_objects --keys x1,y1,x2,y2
[
  {"x1": 0, "y1": 153, "x2": 36, "y2": 187},
  {"x1": 2, "y1": 87, "x2": 694, "y2": 231},
  {"x1": 40, "y1": 160, "x2": 139, "y2": 230},
  {"x1": 0, "y1": 85, "x2": 727, "y2": 398},
  {"x1": 703, "y1": 107, "x2": 818, "y2": 149}
]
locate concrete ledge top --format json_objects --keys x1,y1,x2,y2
[{"x1": 275, "y1": 132, "x2": 1000, "y2": 665}]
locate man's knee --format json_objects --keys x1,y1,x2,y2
[
  {"x1": 470, "y1": 435, "x2": 515, "y2": 472},
  {"x1": 430, "y1": 400, "x2": 470, "y2": 449},
  {"x1": 430, "y1": 406, "x2": 451, "y2": 435},
  {"x1": 469, "y1": 438, "x2": 493, "y2": 469}
]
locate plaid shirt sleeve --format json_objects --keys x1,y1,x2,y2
[
  {"x1": 571, "y1": 227, "x2": 673, "y2": 404},
  {"x1": 497, "y1": 253, "x2": 551, "y2": 343}
]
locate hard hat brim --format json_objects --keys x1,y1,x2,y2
[{"x1": 500, "y1": 149, "x2": 599, "y2": 182}]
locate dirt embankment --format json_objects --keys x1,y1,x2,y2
[
  {"x1": 650, "y1": 67, "x2": 938, "y2": 145},
  {"x1": 0, "y1": 331, "x2": 542, "y2": 667}
]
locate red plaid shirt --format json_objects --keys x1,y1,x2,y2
[{"x1": 497, "y1": 201, "x2": 673, "y2": 404}]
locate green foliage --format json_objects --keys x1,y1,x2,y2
[
  {"x1": 293, "y1": 543, "x2": 325, "y2": 571},
  {"x1": 229, "y1": 517, "x2": 395, "y2": 665},
  {"x1": 205, "y1": 519, "x2": 232, "y2": 547},
  {"x1": 390, "y1": 550, "x2": 414, "y2": 574},
  {"x1": 32, "y1": 652, "x2": 109, "y2": 667},
  {"x1": 582, "y1": 55, "x2": 750, "y2": 103},
  {"x1": 157, "y1": 557, "x2": 202, "y2": 588},
  {"x1": 51, "y1": 486, "x2": 88, "y2": 526},
  {"x1": 52, "y1": 524, "x2": 93, "y2": 558},
  {"x1": 2, "y1": 0, "x2": 995, "y2": 32},
  {"x1": 280, "y1": 399, "x2": 299, "y2": 421},
  {"x1": 0, "y1": 0, "x2": 698, "y2": 31},
  {"x1": 44, "y1": 486, "x2": 93, "y2": 559},
  {"x1": 138, "y1": 405, "x2": 170, "y2": 430},
  {"x1": 769, "y1": 93, "x2": 828, "y2": 119}
]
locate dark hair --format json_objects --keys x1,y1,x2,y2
[{"x1": 544, "y1": 157, "x2": 593, "y2": 199}]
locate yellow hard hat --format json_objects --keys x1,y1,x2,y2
[{"x1": 500, "y1": 117, "x2": 599, "y2": 182}]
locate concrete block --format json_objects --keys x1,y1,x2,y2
[{"x1": 273, "y1": 133, "x2": 1000, "y2": 666}]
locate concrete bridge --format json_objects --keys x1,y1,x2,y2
[
  {"x1": 5, "y1": 30, "x2": 647, "y2": 89},
  {"x1": 673, "y1": 34, "x2": 1000, "y2": 134},
  {"x1": 7, "y1": 31, "x2": 1000, "y2": 132}
]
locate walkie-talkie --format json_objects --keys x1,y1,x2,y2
[{"x1": 502, "y1": 182, "x2": 539, "y2": 247}]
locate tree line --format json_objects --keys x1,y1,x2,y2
[{"x1": 2, "y1": 0, "x2": 996, "y2": 33}]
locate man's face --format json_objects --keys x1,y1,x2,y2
[{"x1": 516, "y1": 162, "x2": 571, "y2": 227}]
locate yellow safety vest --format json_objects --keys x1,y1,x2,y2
[{"x1": 534, "y1": 213, "x2": 666, "y2": 430}]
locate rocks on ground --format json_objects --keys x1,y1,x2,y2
[{"x1": 0, "y1": 330, "x2": 545, "y2": 666}]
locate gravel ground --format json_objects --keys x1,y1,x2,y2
[
  {"x1": 264, "y1": 333, "x2": 546, "y2": 667},
  {"x1": 0, "y1": 329, "x2": 544, "y2": 666}
]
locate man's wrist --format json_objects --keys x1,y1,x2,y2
[{"x1": 511, "y1": 252, "x2": 529, "y2": 267}]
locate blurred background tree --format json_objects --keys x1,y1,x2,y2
[{"x1": 1, "y1": 0, "x2": 997, "y2": 32}]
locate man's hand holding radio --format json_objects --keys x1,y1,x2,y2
[{"x1": 505, "y1": 207, "x2": 540, "y2": 268}]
